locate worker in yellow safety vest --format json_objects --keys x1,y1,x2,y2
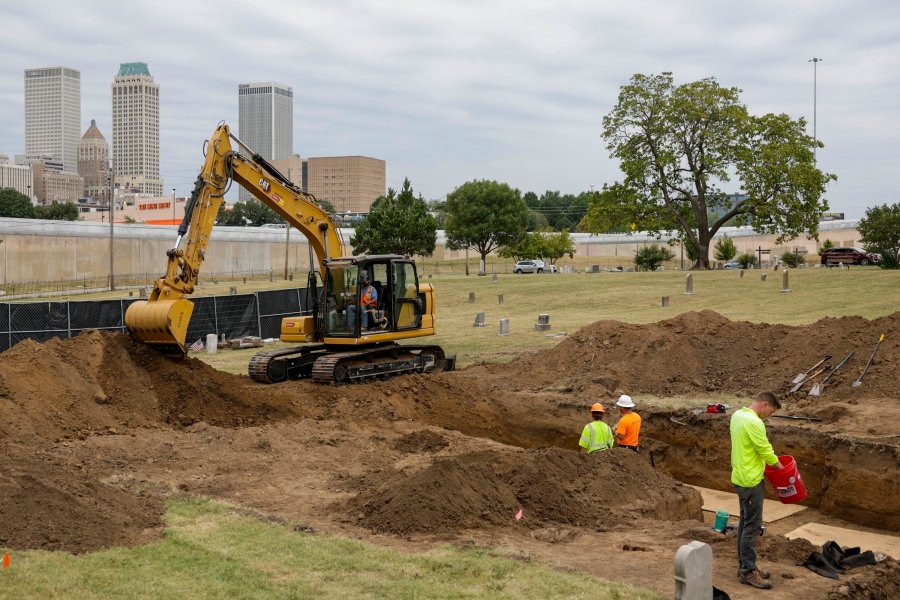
[{"x1": 578, "y1": 403, "x2": 615, "y2": 453}]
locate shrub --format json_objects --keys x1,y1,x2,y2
[
  {"x1": 736, "y1": 252, "x2": 759, "y2": 269},
  {"x1": 779, "y1": 251, "x2": 806, "y2": 268},
  {"x1": 714, "y1": 236, "x2": 737, "y2": 262},
  {"x1": 634, "y1": 244, "x2": 675, "y2": 271},
  {"x1": 817, "y1": 238, "x2": 834, "y2": 256},
  {"x1": 857, "y1": 203, "x2": 900, "y2": 269}
]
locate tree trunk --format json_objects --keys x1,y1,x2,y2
[
  {"x1": 465, "y1": 247, "x2": 469, "y2": 276},
  {"x1": 693, "y1": 231, "x2": 713, "y2": 269}
]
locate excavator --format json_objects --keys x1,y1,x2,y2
[{"x1": 125, "y1": 122, "x2": 449, "y2": 384}]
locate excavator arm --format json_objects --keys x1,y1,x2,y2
[{"x1": 125, "y1": 123, "x2": 344, "y2": 352}]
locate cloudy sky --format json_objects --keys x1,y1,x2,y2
[{"x1": 1, "y1": 0, "x2": 898, "y2": 217}]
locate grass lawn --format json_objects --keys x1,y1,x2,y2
[
  {"x1": 196, "y1": 266, "x2": 898, "y2": 374},
  {"x1": 0, "y1": 498, "x2": 661, "y2": 600}
]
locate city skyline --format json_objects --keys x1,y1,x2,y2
[{"x1": 1, "y1": 1, "x2": 899, "y2": 218}]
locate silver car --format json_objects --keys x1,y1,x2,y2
[{"x1": 514, "y1": 260, "x2": 544, "y2": 274}]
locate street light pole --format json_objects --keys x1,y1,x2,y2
[
  {"x1": 109, "y1": 159, "x2": 115, "y2": 291},
  {"x1": 809, "y1": 57, "x2": 822, "y2": 162}
]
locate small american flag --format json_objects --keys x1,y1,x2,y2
[{"x1": 188, "y1": 338, "x2": 204, "y2": 352}]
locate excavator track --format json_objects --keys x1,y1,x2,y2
[
  {"x1": 311, "y1": 344, "x2": 447, "y2": 385},
  {"x1": 248, "y1": 344, "x2": 328, "y2": 384}
]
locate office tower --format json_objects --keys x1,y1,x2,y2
[
  {"x1": 306, "y1": 156, "x2": 385, "y2": 213},
  {"x1": 77, "y1": 119, "x2": 110, "y2": 204},
  {"x1": 112, "y1": 62, "x2": 162, "y2": 195},
  {"x1": 238, "y1": 81, "x2": 293, "y2": 201},
  {"x1": 24, "y1": 67, "x2": 81, "y2": 173}
]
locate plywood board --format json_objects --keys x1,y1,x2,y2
[
  {"x1": 785, "y1": 523, "x2": 900, "y2": 559},
  {"x1": 690, "y1": 485, "x2": 807, "y2": 523}
]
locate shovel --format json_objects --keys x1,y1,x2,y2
[
  {"x1": 791, "y1": 355, "x2": 831, "y2": 384},
  {"x1": 771, "y1": 415, "x2": 822, "y2": 422},
  {"x1": 809, "y1": 351, "x2": 854, "y2": 397},
  {"x1": 852, "y1": 334, "x2": 885, "y2": 388},
  {"x1": 789, "y1": 365, "x2": 831, "y2": 394}
]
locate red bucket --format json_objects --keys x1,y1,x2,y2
[{"x1": 764, "y1": 455, "x2": 807, "y2": 504}]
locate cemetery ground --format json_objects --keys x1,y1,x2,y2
[{"x1": 0, "y1": 266, "x2": 897, "y2": 599}]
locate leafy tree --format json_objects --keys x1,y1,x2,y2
[
  {"x1": 601, "y1": 72, "x2": 836, "y2": 269},
  {"x1": 857, "y1": 203, "x2": 900, "y2": 269},
  {"x1": 34, "y1": 201, "x2": 79, "y2": 221},
  {"x1": 123, "y1": 215, "x2": 137, "y2": 224},
  {"x1": 0, "y1": 188, "x2": 35, "y2": 218},
  {"x1": 498, "y1": 229, "x2": 576, "y2": 266},
  {"x1": 350, "y1": 178, "x2": 437, "y2": 257},
  {"x1": 543, "y1": 229, "x2": 576, "y2": 266},
  {"x1": 714, "y1": 236, "x2": 737, "y2": 262},
  {"x1": 817, "y1": 238, "x2": 834, "y2": 256},
  {"x1": 427, "y1": 199, "x2": 448, "y2": 229},
  {"x1": 217, "y1": 199, "x2": 282, "y2": 226},
  {"x1": 445, "y1": 180, "x2": 529, "y2": 272},
  {"x1": 633, "y1": 245, "x2": 675, "y2": 271},
  {"x1": 498, "y1": 232, "x2": 544, "y2": 262},
  {"x1": 736, "y1": 251, "x2": 759, "y2": 269}
]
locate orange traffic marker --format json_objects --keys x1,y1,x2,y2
[{"x1": 2, "y1": 552, "x2": 9, "y2": 568}]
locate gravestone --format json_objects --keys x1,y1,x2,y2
[
  {"x1": 498, "y1": 294, "x2": 504, "y2": 304},
  {"x1": 662, "y1": 296, "x2": 670, "y2": 307},
  {"x1": 205, "y1": 333, "x2": 218, "y2": 354},
  {"x1": 499, "y1": 318, "x2": 510, "y2": 336},
  {"x1": 781, "y1": 269, "x2": 791, "y2": 293},
  {"x1": 535, "y1": 313, "x2": 551, "y2": 331},
  {"x1": 468, "y1": 292, "x2": 476, "y2": 303},
  {"x1": 674, "y1": 540, "x2": 712, "y2": 600},
  {"x1": 685, "y1": 274, "x2": 694, "y2": 295},
  {"x1": 474, "y1": 312, "x2": 486, "y2": 327}
]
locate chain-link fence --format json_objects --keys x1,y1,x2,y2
[{"x1": 0, "y1": 287, "x2": 314, "y2": 352}]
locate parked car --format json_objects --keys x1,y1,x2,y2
[
  {"x1": 820, "y1": 247, "x2": 881, "y2": 266},
  {"x1": 514, "y1": 260, "x2": 544, "y2": 274},
  {"x1": 723, "y1": 261, "x2": 743, "y2": 270}
]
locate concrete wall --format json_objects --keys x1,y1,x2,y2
[{"x1": 0, "y1": 218, "x2": 861, "y2": 285}]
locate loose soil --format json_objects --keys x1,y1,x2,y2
[{"x1": 0, "y1": 312, "x2": 896, "y2": 599}]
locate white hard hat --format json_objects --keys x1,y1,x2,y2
[{"x1": 616, "y1": 394, "x2": 635, "y2": 408}]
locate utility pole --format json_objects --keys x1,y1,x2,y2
[
  {"x1": 284, "y1": 224, "x2": 291, "y2": 280},
  {"x1": 172, "y1": 188, "x2": 176, "y2": 223},
  {"x1": 809, "y1": 57, "x2": 822, "y2": 162},
  {"x1": 109, "y1": 159, "x2": 115, "y2": 290}
]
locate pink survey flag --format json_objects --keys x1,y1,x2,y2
[{"x1": 515, "y1": 508, "x2": 523, "y2": 521}]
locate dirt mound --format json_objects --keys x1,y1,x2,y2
[
  {"x1": 348, "y1": 447, "x2": 701, "y2": 535},
  {"x1": 0, "y1": 440, "x2": 164, "y2": 553},
  {"x1": 828, "y1": 560, "x2": 900, "y2": 600},
  {"x1": 484, "y1": 310, "x2": 899, "y2": 402},
  {"x1": 392, "y1": 430, "x2": 449, "y2": 453},
  {"x1": 0, "y1": 330, "x2": 294, "y2": 440}
]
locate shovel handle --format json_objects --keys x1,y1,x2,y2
[
  {"x1": 855, "y1": 334, "x2": 885, "y2": 383},
  {"x1": 820, "y1": 351, "x2": 855, "y2": 384}
]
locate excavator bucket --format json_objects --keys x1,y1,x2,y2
[{"x1": 124, "y1": 299, "x2": 195, "y2": 354}]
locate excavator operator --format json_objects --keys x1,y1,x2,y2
[{"x1": 347, "y1": 272, "x2": 379, "y2": 331}]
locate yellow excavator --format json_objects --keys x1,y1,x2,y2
[{"x1": 125, "y1": 122, "x2": 450, "y2": 384}]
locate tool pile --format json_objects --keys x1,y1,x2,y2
[{"x1": 786, "y1": 334, "x2": 885, "y2": 397}]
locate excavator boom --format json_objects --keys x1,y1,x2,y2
[{"x1": 125, "y1": 123, "x2": 342, "y2": 352}]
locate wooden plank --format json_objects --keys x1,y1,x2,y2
[
  {"x1": 785, "y1": 523, "x2": 900, "y2": 559},
  {"x1": 690, "y1": 485, "x2": 807, "y2": 523}
]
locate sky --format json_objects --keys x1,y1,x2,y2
[{"x1": 1, "y1": 0, "x2": 898, "y2": 217}]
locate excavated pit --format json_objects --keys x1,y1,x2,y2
[{"x1": 0, "y1": 311, "x2": 897, "y2": 599}]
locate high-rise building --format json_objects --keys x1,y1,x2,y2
[
  {"x1": 77, "y1": 119, "x2": 110, "y2": 204},
  {"x1": 112, "y1": 62, "x2": 162, "y2": 195},
  {"x1": 24, "y1": 67, "x2": 81, "y2": 173},
  {"x1": 238, "y1": 81, "x2": 293, "y2": 201},
  {"x1": 0, "y1": 154, "x2": 34, "y2": 199},
  {"x1": 305, "y1": 156, "x2": 385, "y2": 213}
]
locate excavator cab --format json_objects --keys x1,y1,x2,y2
[{"x1": 321, "y1": 256, "x2": 427, "y2": 341}]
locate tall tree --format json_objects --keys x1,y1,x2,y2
[
  {"x1": 857, "y1": 203, "x2": 900, "y2": 269},
  {"x1": 601, "y1": 72, "x2": 836, "y2": 269},
  {"x1": 445, "y1": 180, "x2": 529, "y2": 271},
  {"x1": 0, "y1": 188, "x2": 35, "y2": 218},
  {"x1": 34, "y1": 201, "x2": 79, "y2": 221},
  {"x1": 350, "y1": 178, "x2": 437, "y2": 257}
]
